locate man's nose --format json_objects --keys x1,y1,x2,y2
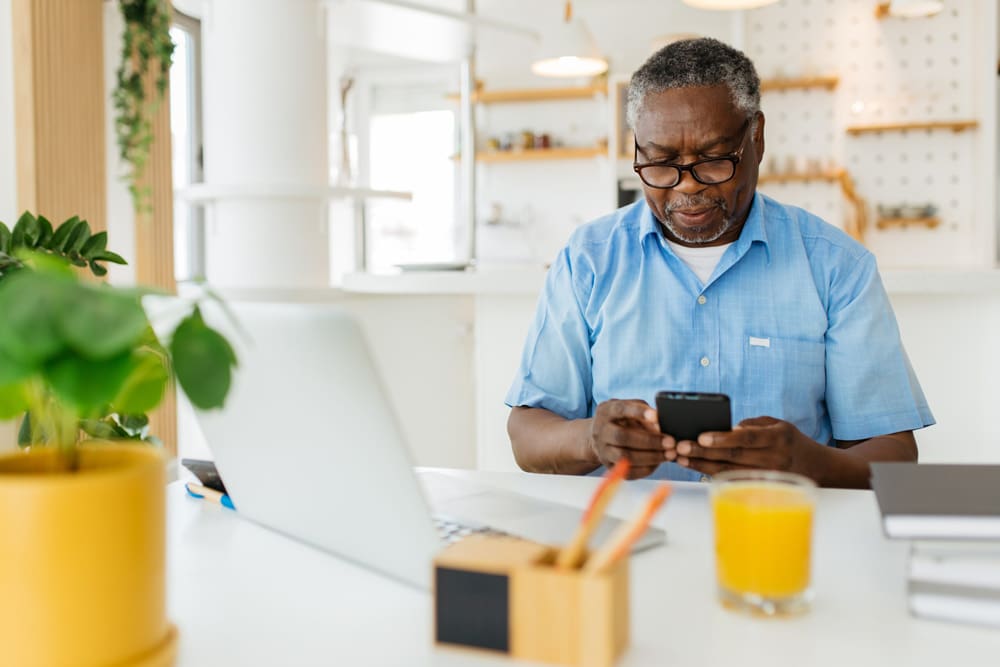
[{"x1": 670, "y1": 169, "x2": 705, "y2": 195}]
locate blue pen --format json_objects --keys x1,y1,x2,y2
[{"x1": 185, "y1": 482, "x2": 236, "y2": 510}]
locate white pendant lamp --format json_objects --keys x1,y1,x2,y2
[
  {"x1": 875, "y1": 0, "x2": 944, "y2": 18},
  {"x1": 682, "y1": 0, "x2": 780, "y2": 9},
  {"x1": 530, "y1": 1, "x2": 608, "y2": 78}
]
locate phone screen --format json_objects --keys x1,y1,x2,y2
[{"x1": 655, "y1": 391, "x2": 732, "y2": 442}]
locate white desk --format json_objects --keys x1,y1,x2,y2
[{"x1": 168, "y1": 470, "x2": 1000, "y2": 666}]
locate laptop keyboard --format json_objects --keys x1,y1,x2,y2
[{"x1": 433, "y1": 514, "x2": 509, "y2": 545}]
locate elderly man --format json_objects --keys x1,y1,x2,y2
[{"x1": 505, "y1": 38, "x2": 933, "y2": 487}]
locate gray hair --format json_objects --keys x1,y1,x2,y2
[{"x1": 626, "y1": 37, "x2": 761, "y2": 130}]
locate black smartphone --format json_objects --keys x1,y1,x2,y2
[
  {"x1": 655, "y1": 391, "x2": 732, "y2": 442},
  {"x1": 181, "y1": 458, "x2": 228, "y2": 494}
]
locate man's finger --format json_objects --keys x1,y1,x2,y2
[
  {"x1": 605, "y1": 445, "x2": 668, "y2": 468},
  {"x1": 675, "y1": 440, "x2": 743, "y2": 462},
  {"x1": 605, "y1": 421, "x2": 668, "y2": 451},
  {"x1": 698, "y1": 425, "x2": 770, "y2": 449},
  {"x1": 604, "y1": 399, "x2": 657, "y2": 425}
]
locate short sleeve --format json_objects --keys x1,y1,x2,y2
[
  {"x1": 504, "y1": 248, "x2": 594, "y2": 419},
  {"x1": 824, "y1": 254, "x2": 934, "y2": 440}
]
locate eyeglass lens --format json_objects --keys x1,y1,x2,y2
[{"x1": 639, "y1": 159, "x2": 736, "y2": 188}]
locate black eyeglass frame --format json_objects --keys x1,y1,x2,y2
[{"x1": 632, "y1": 119, "x2": 753, "y2": 189}]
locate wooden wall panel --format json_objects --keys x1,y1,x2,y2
[
  {"x1": 13, "y1": 0, "x2": 178, "y2": 454},
  {"x1": 12, "y1": 0, "x2": 106, "y2": 231},
  {"x1": 137, "y1": 79, "x2": 178, "y2": 455}
]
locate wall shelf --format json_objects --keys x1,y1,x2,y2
[
  {"x1": 447, "y1": 83, "x2": 607, "y2": 104},
  {"x1": 876, "y1": 217, "x2": 941, "y2": 230},
  {"x1": 758, "y1": 170, "x2": 841, "y2": 184},
  {"x1": 174, "y1": 183, "x2": 413, "y2": 202},
  {"x1": 454, "y1": 146, "x2": 607, "y2": 163},
  {"x1": 757, "y1": 168, "x2": 867, "y2": 243},
  {"x1": 760, "y1": 75, "x2": 839, "y2": 92},
  {"x1": 846, "y1": 120, "x2": 979, "y2": 135}
]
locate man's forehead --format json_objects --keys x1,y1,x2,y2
[
  {"x1": 635, "y1": 88, "x2": 745, "y2": 147},
  {"x1": 639, "y1": 85, "x2": 738, "y2": 120}
]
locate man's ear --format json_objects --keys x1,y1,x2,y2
[{"x1": 753, "y1": 111, "x2": 766, "y2": 165}]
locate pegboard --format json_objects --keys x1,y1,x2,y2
[{"x1": 745, "y1": 0, "x2": 993, "y2": 268}]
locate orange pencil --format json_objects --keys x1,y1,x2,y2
[
  {"x1": 583, "y1": 483, "x2": 671, "y2": 574},
  {"x1": 555, "y1": 459, "x2": 631, "y2": 570}
]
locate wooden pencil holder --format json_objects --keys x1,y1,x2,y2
[{"x1": 434, "y1": 534, "x2": 629, "y2": 667}]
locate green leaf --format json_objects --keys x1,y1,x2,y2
[
  {"x1": 0, "y1": 382, "x2": 28, "y2": 420},
  {"x1": 0, "y1": 269, "x2": 71, "y2": 365},
  {"x1": 89, "y1": 260, "x2": 108, "y2": 277},
  {"x1": 57, "y1": 284, "x2": 148, "y2": 360},
  {"x1": 0, "y1": 344, "x2": 34, "y2": 385},
  {"x1": 43, "y1": 350, "x2": 134, "y2": 416},
  {"x1": 61, "y1": 219, "x2": 90, "y2": 254},
  {"x1": 80, "y1": 231, "x2": 108, "y2": 259},
  {"x1": 0, "y1": 223, "x2": 11, "y2": 254},
  {"x1": 111, "y1": 349, "x2": 168, "y2": 415},
  {"x1": 17, "y1": 412, "x2": 32, "y2": 446},
  {"x1": 48, "y1": 216, "x2": 79, "y2": 251},
  {"x1": 120, "y1": 413, "x2": 149, "y2": 432},
  {"x1": 170, "y1": 309, "x2": 237, "y2": 410},
  {"x1": 36, "y1": 216, "x2": 53, "y2": 247},
  {"x1": 80, "y1": 418, "x2": 118, "y2": 440},
  {"x1": 13, "y1": 211, "x2": 39, "y2": 248},
  {"x1": 93, "y1": 250, "x2": 127, "y2": 265},
  {"x1": 17, "y1": 249, "x2": 74, "y2": 276},
  {"x1": 11, "y1": 215, "x2": 26, "y2": 249}
]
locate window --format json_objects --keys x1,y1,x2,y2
[
  {"x1": 169, "y1": 12, "x2": 203, "y2": 282},
  {"x1": 366, "y1": 109, "x2": 458, "y2": 272}
]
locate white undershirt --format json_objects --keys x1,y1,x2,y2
[{"x1": 665, "y1": 240, "x2": 733, "y2": 285}]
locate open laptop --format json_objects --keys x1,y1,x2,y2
[{"x1": 192, "y1": 301, "x2": 664, "y2": 590}]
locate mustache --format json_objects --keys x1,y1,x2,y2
[{"x1": 664, "y1": 196, "x2": 728, "y2": 214}]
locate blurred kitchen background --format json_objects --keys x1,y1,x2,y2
[{"x1": 1, "y1": 0, "x2": 998, "y2": 470}]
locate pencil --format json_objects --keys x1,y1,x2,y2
[
  {"x1": 583, "y1": 483, "x2": 671, "y2": 574},
  {"x1": 555, "y1": 459, "x2": 631, "y2": 569},
  {"x1": 185, "y1": 482, "x2": 236, "y2": 510}
]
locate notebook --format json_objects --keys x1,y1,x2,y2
[
  {"x1": 188, "y1": 300, "x2": 665, "y2": 590},
  {"x1": 870, "y1": 463, "x2": 1000, "y2": 540}
]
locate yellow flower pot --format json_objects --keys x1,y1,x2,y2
[{"x1": 0, "y1": 443, "x2": 177, "y2": 667}]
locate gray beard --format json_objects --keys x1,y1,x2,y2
[{"x1": 662, "y1": 198, "x2": 732, "y2": 245}]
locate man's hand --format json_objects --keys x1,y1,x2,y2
[
  {"x1": 589, "y1": 399, "x2": 674, "y2": 479},
  {"x1": 665, "y1": 416, "x2": 823, "y2": 479}
]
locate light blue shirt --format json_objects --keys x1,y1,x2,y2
[{"x1": 505, "y1": 193, "x2": 934, "y2": 481}]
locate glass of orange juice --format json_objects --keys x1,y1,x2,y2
[{"x1": 710, "y1": 470, "x2": 817, "y2": 616}]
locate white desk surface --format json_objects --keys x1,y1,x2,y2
[{"x1": 168, "y1": 470, "x2": 1000, "y2": 666}]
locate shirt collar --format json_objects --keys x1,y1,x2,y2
[{"x1": 639, "y1": 191, "x2": 771, "y2": 263}]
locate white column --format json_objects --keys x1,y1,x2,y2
[{"x1": 201, "y1": 0, "x2": 329, "y2": 287}]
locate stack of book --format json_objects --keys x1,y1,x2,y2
[{"x1": 871, "y1": 463, "x2": 1000, "y2": 629}]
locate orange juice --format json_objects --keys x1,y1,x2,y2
[{"x1": 712, "y1": 481, "x2": 814, "y2": 601}]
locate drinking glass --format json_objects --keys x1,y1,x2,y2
[{"x1": 710, "y1": 470, "x2": 817, "y2": 616}]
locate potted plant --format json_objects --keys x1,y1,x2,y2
[{"x1": 0, "y1": 212, "x2": 237, "y2": 667}]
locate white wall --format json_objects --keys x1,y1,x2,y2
[
  {"x1": 0, "y1": 0, "x2": 17, "y2": 224},
  {"x1": 0, "y1": 0, "x2": 16, "y2": 451},
  {"x1": 178, "y1": 291, "x2": 477, "y2": 469},
  {"x1": 103, "y1": 2, "x2": 137, "y2": 285}
]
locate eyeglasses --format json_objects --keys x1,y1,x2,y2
[{"x1": 633, "y1": 120, "x2": 752, "y2": 189}]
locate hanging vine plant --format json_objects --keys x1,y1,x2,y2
[{"x1": 112, "y1": 0, "x2": 175, "y2": 214}]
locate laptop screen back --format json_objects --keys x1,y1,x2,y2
[{"x1": 193, "y1": 301, "x2": 442, "y2": 589}]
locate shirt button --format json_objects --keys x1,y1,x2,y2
[
  {"x1": 700, "y1": 356, "x2": 710, "y2": 367},
  {"x1": 697, "y1": 295, "x2": 707, "y2": 305}
]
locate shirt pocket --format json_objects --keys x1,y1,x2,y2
[{"x1": 741, "y1": 334, "x2": 826, "y2": 420}]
